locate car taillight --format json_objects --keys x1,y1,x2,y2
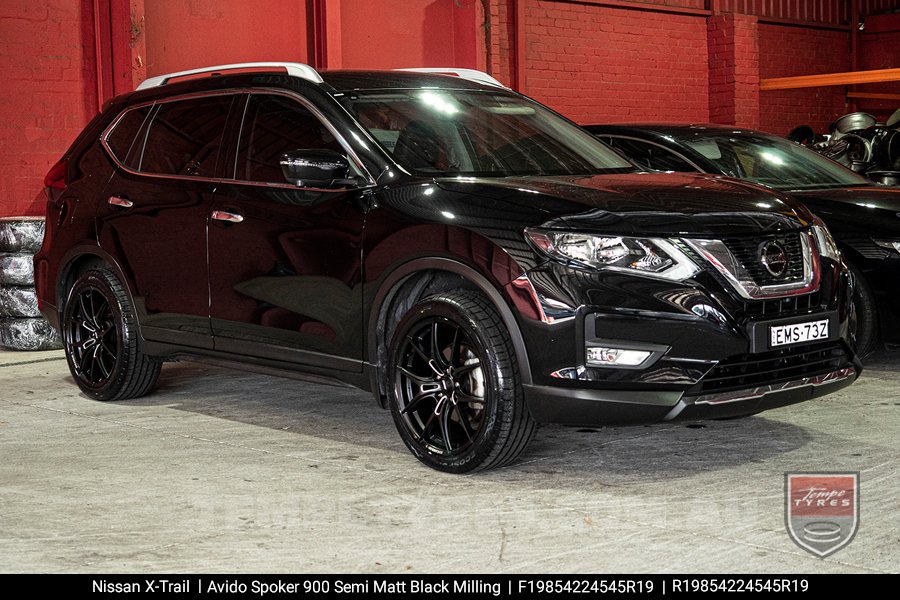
[{"x1": 44, "y1": 159, "x2": 68, "y2": 190}]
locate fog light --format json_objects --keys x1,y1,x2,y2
[{"x1": 586, "y1": 347, "x2": 651, "y2": 367}]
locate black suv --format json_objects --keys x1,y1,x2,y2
[{"x1": 36, "y1": 63, "x2": 858, "y2": 472}]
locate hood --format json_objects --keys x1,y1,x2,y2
[
  {"x1": 790, "y1": 185, "x2": 900, "y2": 237},
  {"x1": 435, "y1": 172, "x2": 811, "y2": 236},
  {"x1": 790, "y1": 185, "x2": 900, "y2": 211}
]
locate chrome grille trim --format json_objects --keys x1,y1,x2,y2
[{"x1": 683, "y1": 230, "x2": 821, "y2": 300}]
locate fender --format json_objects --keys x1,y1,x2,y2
[{"x1": 366, "y1": 256, "x2": 533, "y2": 386}]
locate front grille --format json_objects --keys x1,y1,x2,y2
[
  {"x1": 722, "y1": 233, "x2": 804, "y2": 286},
  {"x1": 689, "y1": 341, "x2": 851, "y2": 396},
  {"x1": 741, "y1": 290, "x2": 825, "y2": 319}
]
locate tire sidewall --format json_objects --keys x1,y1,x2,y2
[
  {"x1": 847, "y1": 260, "x2": 878, "y2": 358},
  {"x1": 62, "y1": 270, "x2": 128, "y2": 400},
  {"x1": 387, "y1": 297, "x2": 511, "y2": 473}
]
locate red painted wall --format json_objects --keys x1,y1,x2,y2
[
  {"x1": 1, "y1": 0, "x2": 892, "y2": 218},
  {"x1": 0, "y1": 0, "x2": 98, "y2": 217},
  {"x1": 522, "y1": 1, "x2": 709, "y2": 125},
  {"x1": 758, "y1": 24, "x2": 850, "y2": 135},
  {"x1": 143, "y1": 0, "x2": 310, "y2": 77},
  {"x1": 338, "y1": 0, "x2": 479, "y2": 69}
]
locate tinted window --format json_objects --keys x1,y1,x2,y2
[
  {"x1": 607, "y1": 138, "x2": 697, "y2": 172},
  {"x1": 105, "y1": 106, "x2": 152, "y2": 169},
  {"x1": 682, "y1": 133, "x2": 871, "y2": 190},
  {"x1": 139, "y1": 95, "x2": 233, "y2": 177},
  {"x1": 236, "y1": 95, "x2": 342, "y2": 183}
]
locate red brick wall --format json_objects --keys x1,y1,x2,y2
[
  {"x1": 857, "y1": 14, "x2": 900, "y2": 123},
  {"x1": 488, "y1": 0, "x2": 515, "y2": 87},
  {"x1": 0, "y1": 1, "x2": 98, "y2": 217},
  {"x1": 708, "y1": 13, "x2": 759, "y2": 128},
  {"x1": 522, "y1": 1, "x2": 709, "y2": 125},
  {"x1": 758, "y1": 24, "x2": 850, "y2": 135}
]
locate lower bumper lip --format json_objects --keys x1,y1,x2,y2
[{"x1": 684, "y1": 366, "x2": 857, "y2": 407}]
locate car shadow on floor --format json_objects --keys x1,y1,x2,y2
[{"x1": 114, "y1": 359, "x2": 822, "y2": 480}]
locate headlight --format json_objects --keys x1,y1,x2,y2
[
  {"x1": 811, "y1": 217, "x2": 841, "y2": 262},
  {"x1": 873, "y1": 239, "x2": 900, "y2": 254},
  {"x1": 525, "y1": 229, "x2": 699, "y2": 281}
]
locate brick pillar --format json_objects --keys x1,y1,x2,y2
[{"x1": 708, "y1": 13, "x2": 759, "y2": 128}]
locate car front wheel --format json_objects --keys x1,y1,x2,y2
[{"x1": 387, "y1": 291, "x2": 535, "y2": 473}]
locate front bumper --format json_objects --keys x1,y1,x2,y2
[
  {"x1": 524, "y1": 364, "x2": 857, "y2": 425},
  {"x1": 506, "y1": 259, "x2": 858, "y2": 426}
]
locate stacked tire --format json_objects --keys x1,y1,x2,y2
[{"x1": 0, "y1": 217, "x2": 62, "y2": 351}]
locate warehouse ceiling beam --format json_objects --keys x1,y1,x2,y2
[{"x1": 760, "y1": 67, "x2": 900, "y2": 91}]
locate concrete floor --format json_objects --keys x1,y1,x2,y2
[{"x1": 1, "y1": 347, "x2": 897, "y2": 574}]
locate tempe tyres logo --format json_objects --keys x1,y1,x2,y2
[{"x1": 785, "y1": 472, "x2": 859, "y2": 557}]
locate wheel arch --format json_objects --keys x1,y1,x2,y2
[
  {"x1": 56, "y1": 245, "x2": 137, "y2": 317},
  {"x1": 367, "y1": 257, "x2": 532, "y2": 404}
]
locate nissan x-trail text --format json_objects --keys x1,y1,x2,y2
[{"x1": 36, "y1": 63, "x2": 859, "y2": 472}]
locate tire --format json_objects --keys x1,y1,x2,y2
[
  {"x1": 61, "y1": 269, "x2": 160, "y2": 401},
  {"x1": 0, "y1": 253, "x2": 34, "y2": 286},
  {"x1": 0, "y1": 285, "x2": 40, "y2": 318},
  {"x1": 848, "y1": 260, "x2": 878, "y2": 359},
  {"x1": 387, "y1": 291, "x2": 535, "y2": 473},
  {"x1": 0, "y1": 317, "x2": 62, "y2": 351},
  {"x1": 0, "y1": 217, "x2": 45, "y2": 253}
]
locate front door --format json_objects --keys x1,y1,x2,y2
[{"x1": 208, "y1": 93, "x2": 367, "y2": 370}]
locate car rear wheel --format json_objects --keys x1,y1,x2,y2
[
  {"x1": 387, "y1": 291, "x2": 535, "y2": 472},
  {"x1": 62, "y1": 269, "x2": 160, "y2": 401}
]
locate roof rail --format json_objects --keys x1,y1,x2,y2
[
  {"x1": 396, "y1": 68, "x2": 507, "y2": 89},
  {"x1": 136, "y1": 62, "x2": 323, "y2": 90}
]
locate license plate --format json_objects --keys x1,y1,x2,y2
[{"x1": 769, "y1": 319, "x2": 829, "y2": 348}]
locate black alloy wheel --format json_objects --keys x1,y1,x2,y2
[
  {"x1": 66, "y1": 285, "x2": 118, "y2": 388},
  {"x1": 388, "y1": 291, "x2": 535, "y2": 472},
  {"x1": 395, "y1": 316, "x2": 487, "y2": 458},
  {"x1": 62, "y1": 269, "x2": 160, "y2": 401}
]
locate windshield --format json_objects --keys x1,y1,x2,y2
[
  {"x1": 682, "y1": 132, "x2": 870, "y2": 191},
  {"x1": 341, "y1": 89, "x2": 633, "y2": 177}
]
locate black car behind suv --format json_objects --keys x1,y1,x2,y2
[
  {"x1": 587, "y1": 123, "x2": 900, "y2": 357},
  {"x1": 36, "y1": 64, "x2": 858, "y2": 472}
]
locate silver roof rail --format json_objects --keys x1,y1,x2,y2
[
  {"x1": 136, "y1": 62, "x2": 323, "y2": 90},
  {"x1": 396, "y1": 68, "x2": 507, "y2": 89}
]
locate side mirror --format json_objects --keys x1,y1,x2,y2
[{"x1": 280, "y1": 149, "x2": 353, "y2": 188}]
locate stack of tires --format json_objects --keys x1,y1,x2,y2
[{"x1": 0, "y1": 217, "x2": 62, "y2": 351}]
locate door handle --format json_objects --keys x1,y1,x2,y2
[
  {"x1": 108, "y1": 195, "x2": 133, "y2": 208},
  {"x1": 211, "y1": 210, "x2": 244, "y2": 224}
]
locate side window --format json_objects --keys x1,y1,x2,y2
[
  {"x1": 609, "y1": 138, "x2": 697, "y2": 173},
  {"x1": 139, "y1": 95, "x2": 233, "y2": 177},
  {"x1": 236, "y1": 94, "x2": 343, "y2": 184},
  {"x1": 105, "y1": 106, "x2": 152, "y2": 170}
]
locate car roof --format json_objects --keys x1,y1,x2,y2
[{"x1": 320, "y1": 70, "x2": 502, "y2": 92}]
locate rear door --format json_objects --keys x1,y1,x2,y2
[
  {"x1": 207, "y1": 92, "x2": 369, "y2": 370},
  {"x1": 98, "y1": 93, "x2": 236, "y2": 349}
]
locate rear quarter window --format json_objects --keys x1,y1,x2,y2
[{"x1": 104, "y1": 106, "x2": 153, "y2": 170}]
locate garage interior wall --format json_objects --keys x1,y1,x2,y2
[{"x1": 1, "y1": 0, "x2": 899, "y2": 218}]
